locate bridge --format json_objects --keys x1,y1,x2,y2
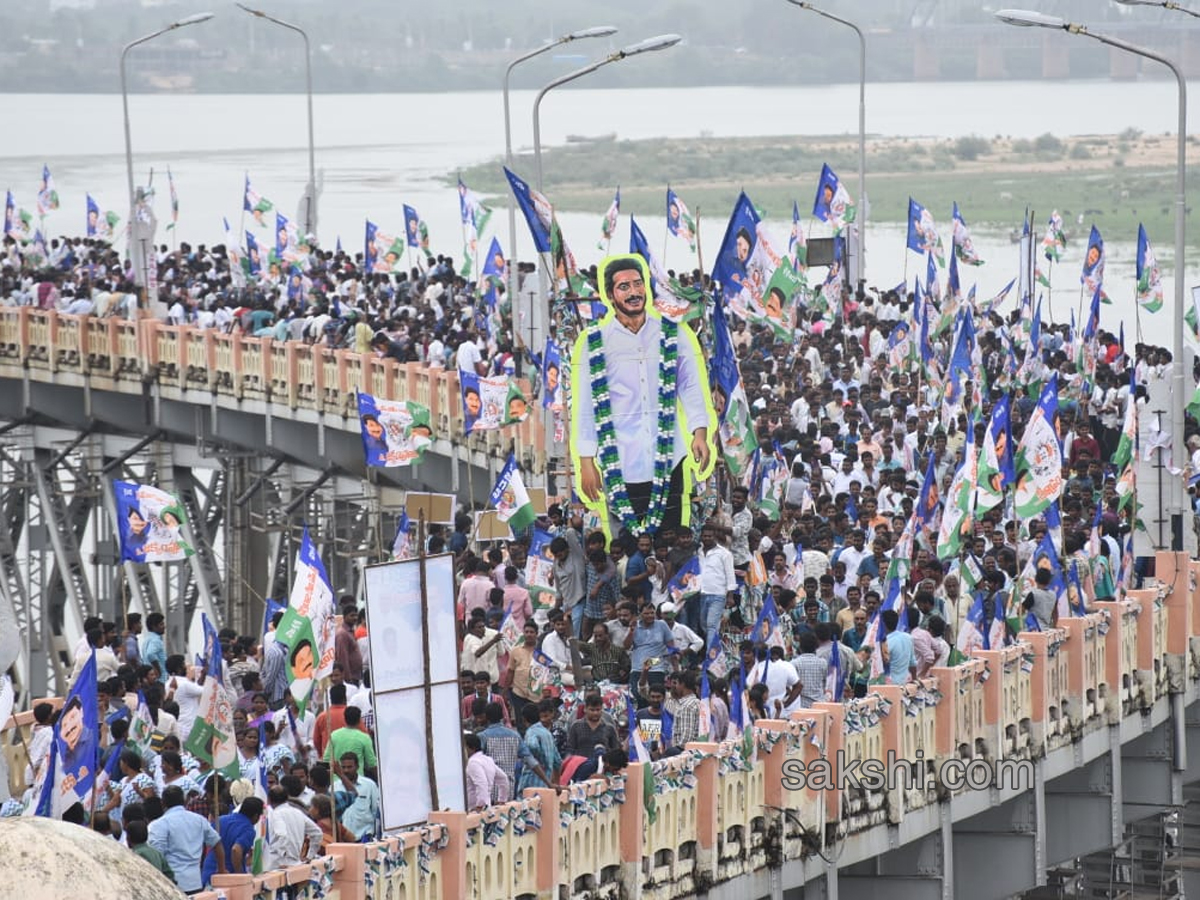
[
  {"x1": 1, "y1": 307, "x2": 1200, "y2": 899},
  {"x1": 0, "y1": 308, "x2": 546, "y2": 701},
  {"x1": 4, "y1": 552, "x2": 1200, "y2": 899}
]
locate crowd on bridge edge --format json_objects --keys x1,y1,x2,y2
[{"x1": 3, "y1": 218, "x2": 1200, "y2": 896}]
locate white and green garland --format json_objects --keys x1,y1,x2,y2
[{"x1": 587, "y1": 317, "x2": 678, "y2": 534}]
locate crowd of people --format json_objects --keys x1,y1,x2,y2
[
  {"x1": 8, "y1": 607, "x2": 379, "y2": 894},
  {"x1": 3, "y1": 213, "x2": 1197, "y2": 886}
]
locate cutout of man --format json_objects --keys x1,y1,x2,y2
[{"x1": 571, "y1": 254, "x2": 716, "y2": 537}]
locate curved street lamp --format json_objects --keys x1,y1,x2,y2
[
  {"x1": 532, "y1": 34, "x2": 683, "y2": 192},
  {"x1": 1114, "y1": 0, "x2": 1200, "y2": 18},
  {"x1": 996, "y1": 8, "x2": 1189, "y2": 552},
  {"x1": 502, "y1": 26, "x2": 617, "y2": 306},
  {"x1": 784, "y1": 0, "x2": 868, "y2": 294},
  {"x1": 236, "y1": 3, "x2": 318, "y2": 239}
]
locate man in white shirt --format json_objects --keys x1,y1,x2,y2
[
  {"x1": 697, "y1": 523, "x2": 737, "y2": 642},
  {"x1": 167, "y1": 663, "x2": 205, "y2": 746},
  {"x1": 265, "y1": 785, "x2": 322, "y2": 869},
  {"x1": 456, "y1": 336, "x2": 485, "y2": 375},
  {"x1": 541, "y1": 611, "x2": 575, "y2": 686},
  {"x1": 658, "y1": 603, "x2": 704, "y2": 657},
  {"x1": 747, "y1": 649, "x2": 803, "y2": 717}
]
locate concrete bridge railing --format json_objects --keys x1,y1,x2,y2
[{"x1": 0, "y1": 308, "x2": 548, "y2": 476}]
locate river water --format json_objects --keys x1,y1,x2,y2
[{"x1": 0, "y1": 81, "x2": 1195, "y2": 349}]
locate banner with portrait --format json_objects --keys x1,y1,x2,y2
[
  {"x1": 276, "y1": 528, "x2": 337, "y2": 715},
  {"x1": 358, "y1": 392, "x2": 432, "y2": 467},
  {"x1": 113, "y1": 480, "x2": 193, "y2": 564},
  {"x1": 461, "y1": 372, "x2": 528, "y2": 434}
]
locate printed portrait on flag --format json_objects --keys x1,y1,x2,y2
[
  {"x1": 569, "y1": 254, "x2": 717, "y2": 538},
  {"x1": 114, "y1": 480, "x2": 193, "y2": 563},
  {"x1": 358, "y1": 392, "x2": 432, "y2": 467}
]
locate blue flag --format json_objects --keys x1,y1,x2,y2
[
  {"x1": 504, "y1": 167, "x2": 551, "y2": 253},
  {"x1": 364, "y1": 220, "x2": 378, "y2": 274},
  {"x1": 245, "y1": 231, "x2": 261, "y2": 275},
  {"x1": 86, "y1": 194, "x2": 100, "y2": 237},
  {"x1": 1083, "y1": 284, "x2": 1102, "y2": 343},
  {"x1": 275, "y1": 211, "x2": 290, "y2": 261},
  {"x1": 751, "y1": 593, "x2": 782, "y2": 649},
  {"x1": 827, "y1": 637, "x2": 844, "y2": 702},
  {"x1": 711, "y1": 191, "x2": 760, "y2": 304},
  {"x1": 403, "y1": 204, "x2": 421, "y2": 248},
  {"x1": 946, "y1": 308, "x2": 975, "y2": 407},
  {"x1": 906, "y1": 197, "x2": 931, "y2": 254},
  {"x1": 542, "y1": 338, "x2": 562, "y2": 411},
  {"x1": 36, "y1": 651, "x2": 98, "y2": 818},
  {"x1": 913, "y1": 453, "x2": 941, "y2": 532},
  {"x1": 201, "y1": 612, "x2": 223, "y2": 686},
  {"x1": 667, "y1": 556, "x2": 701, "y2": 604},
  {"x1": 660, "y1": 706, "x2": 674, "y2": 746},
  {"x1": 1080, "y1": 225, "x2": 1105, "y2": 297},
  {"x1": 481, "y1": 236, "x2": 506, "y2": 309}
]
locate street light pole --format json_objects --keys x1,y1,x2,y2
[
  {"x1": 529, "y1": 33, "x2": 681, "y2": 496},
  {"x1": 121, "y1": 12, "x2": 214, "y2": 297},
  {"x1": 786, "y1": 0, "x2": 867, "y2": 295},
  {"x1": 997, "y1": 9, "x2": 1189, "y2": 553},
  {"x1": 503, "y1": 27, "x2": 617, "y2": 316},
  {"x1": 532, "y1": 34, "x2": 683, "y2": 192},
  {"x1": 1115, "y1": 0, "x2": 1200, "y2": 18},
  {"x1": 236, "y1": 4, "x2": 317, "y2": 239}
]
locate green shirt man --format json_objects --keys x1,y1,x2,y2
[{"x1": 322, "y1": 706, "x2": 377, "y2": 776}]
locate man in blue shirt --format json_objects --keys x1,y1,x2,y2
[
  {"x1": 202, "y1": 796, "x2": 263, "y2": 885},
  {"x1": 625, "y1": 604, "x2": 676, "y2": 705},
  {"x1": 623, "y1": 533, "x2": 653, "y2": 607},
  {"x1": 334, "y1": 752, "x2": 380, "y2": 841},
  {"x1": 148, "y1": 785, "x2": 225, "y2": 894},
  {"x1": 141, "y1": 612, "x2": 167, "y2": 684},
  {"x1": 880, "y1": 609, "x2": 914, "y2": 685}
]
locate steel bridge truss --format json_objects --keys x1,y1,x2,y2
[{"x1": 0, "y1": 425, "x2": 404, "y2": 709}]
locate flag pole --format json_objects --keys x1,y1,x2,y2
[
  {"x1": 416, "y1": 510, "x2": 440, "y2": 812},
  {"x1": 694, "y1": 207, "x2": 706, "y2": 287}
]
